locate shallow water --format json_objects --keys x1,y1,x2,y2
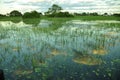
[{"x1": 0, "y1": 19, "x2": 120, "y2": 80}]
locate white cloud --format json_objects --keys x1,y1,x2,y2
[{"x1": 0, "y1": 0, "x2": 120, "y2": 14}]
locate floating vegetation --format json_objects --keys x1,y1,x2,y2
[
  {"x1": 51, "y1": 49, "x2": 60, "y2": 56},
  {"x1": 113, "y1": 59, "x2": 120, "y2": 63},
  {"x1": 104, "y1": 32, "x2": 118, "y2": 36},
  {"x1": 92, "y1": 70, "x2": 99, "y2": 76},
  {"x1": 51, "y1": 49, "x2": 67, "y2": 56},
  {"x1": 108, "y1": 73, "x2": 111, "y2": 77},
  {"x1": 12, "y1": 47, "x2": 20, "y2": 51},
  {"x1": 32, "y1": 57, "x2": 46, "y2": 67},
  {"x1": 92, "y1": 49, "x2": 108, "y2": 55},
  {"x1": 14, "y1": 70, "x2": 33, "y2": 75},
  {"x1": 73, "y1": 50, "x2": 103, "y2": 65},
  {"x1": 102, "y1": 31, "x2": 119, "y2": 38},
  {"x1": 73, "y1": 55, "x2": 102, "y2": 65}
]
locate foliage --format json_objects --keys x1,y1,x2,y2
[
  {"x1": 0, "y1": 14, "x2": 6, "y2": 17},
  {"x1": 45, "y1": 4, "x2": 62, "y2": 15},
  {"x1": 45, "y1": 4, "x2": 73, "y2": 17},
  {"x1": 74, "y1": 12, "x2": 99, "y2": 16},
  {"x1": 103, "y1": 13, "x2": 108, "y2": 16},
  {"x1": 113, "y1": 13, "x2": 120, "y2": 17},
  {"x1": 89, "y1": 12, "x2": 98, "y2": 16},
  {"x1": 9, "y1": 10, "x2": 22, "y2": 17},
  {"x1": 22, "y1": 11, "x2": 40, "y2": 18}
]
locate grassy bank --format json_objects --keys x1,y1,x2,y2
[
  {"x1": 0, "y1": 16, "x2": 120, "y2": 21},
  {"x1": 41, "y1": 15, "x2": 120, "y2": 21},
  {"x1": 74, "y1": 16, "x2": 120, "y2": 21},
  {"x1": 0, "y1": 17, "x2": 22, "y2": 21}
]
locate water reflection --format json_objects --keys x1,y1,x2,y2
[
  {"x1": 23, "y1": 18, "x2": 40, "y2": 26},
  {"x1": 10, "y1": 18, "x2": 22, "y2": 23},
  {"x1": 0, "y1": 20, "x2": 120, "y2": 80}
]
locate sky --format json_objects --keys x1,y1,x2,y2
[{"x1": 0, "y1": 0, "x2": 120, "y2": 14}]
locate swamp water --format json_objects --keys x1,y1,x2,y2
[{"x1": 0, "y1": 19, "x2": 120, "y2": 80}]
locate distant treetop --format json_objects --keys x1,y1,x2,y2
[
  {"x1": 45, "y1": 4, "x2": 62, "y2": 15},
  {"x1": 22, "y1": 11, "x2": 40, "y2": 18},
  {"x1": 9, "y1": 10, "x2": 22, "y2": 17}
]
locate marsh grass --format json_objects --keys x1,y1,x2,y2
[{"x1": 0, "y1": 18, "x2": 120, "y2": 80}]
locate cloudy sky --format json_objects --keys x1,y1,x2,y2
[{"x1": 0, "y1": 0, "x2": 120, "y2": 14}]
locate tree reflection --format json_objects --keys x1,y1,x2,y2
[
  {"x1": 22, "y1": 18, "x2": 40, "y2": 26},
  {"x1": 10, "y1": 18, "x2": 22, "y2": 23},
  {"x1": 31, "y1": 19, "x2": 70, "y2": 33}
]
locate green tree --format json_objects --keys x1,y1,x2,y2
[
  {"x1": 46, "y1": 4, "x2": 62, "y2": 15},
  {"x1": 0, "y1": 14, "x2": 6, "y2": 17},
  {"x1": 113, "y1": 13, "x2": 120, "y2": 17},
  {"x1": 103, "y1": 13, "x2": 108, "y2": 16},
  {"x1": 9, "y1": 10, "x2": 22, "y2": 17},
  {"x1": 22, "y1": 11, "x2": 40, "y2": 18},
  {"x1": 89, "y1": 12, "x2": 98, "y2": 16},
  {"x1": 45, "y1": 4, "x2": 73, "y2": 17},
  {"x1": 55, "y1": 12, "x2": 73, "y2": 17},
  {"x1": 82, "y1": 12, "x2": 88, "y2": 16}
]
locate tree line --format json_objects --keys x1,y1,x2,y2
[{"x1": 0, "y1": 4, "x2": 120, "y2": 18}]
